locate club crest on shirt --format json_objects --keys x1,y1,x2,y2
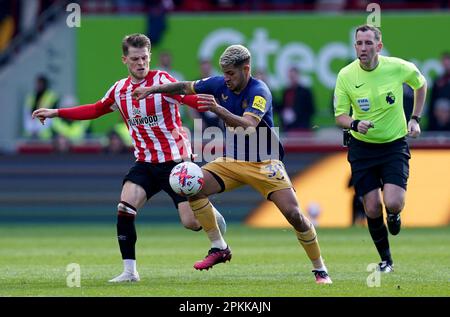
[
  {"x1": 132, "y1": 105, "x2": 142, "y2": 117},
  {"x1": 357, "y1": 98, "x2": 370, "y2": 111},
  {"x1": 242, "y1": 99, "x2": 248, "y2": 109},
  {"x1": 221, "y1": 93, "x2": 228, "y2": 102}
]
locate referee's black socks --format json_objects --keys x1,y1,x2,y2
[{"x1": 367, "y1": 215, "x2": 392, "y2": 264}]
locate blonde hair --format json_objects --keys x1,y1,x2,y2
[{"x1": 219, "y1": 45, "x2": 251, "y2": 68}]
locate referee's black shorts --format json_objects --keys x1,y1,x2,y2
[
  {"x1": 348, "y1": 136, "x2": 411, "y2": 197},
  {"x1": 123, "y1": 161, "x2": 187, "y2": 208}
]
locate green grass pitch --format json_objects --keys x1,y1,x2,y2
[{"x1": 0, "y1": 224, "x2": 448, "y2": 297}]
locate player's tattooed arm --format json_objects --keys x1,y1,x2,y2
[
  {"x1": 154, "y1": 81, "x2": 194, "y2": 95},
  {"x1": 133, "y1": 82, "x2": 194, "y2": 100}
]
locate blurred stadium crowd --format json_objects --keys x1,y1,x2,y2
[{"x1": 0, "y1": 0, "x2": 449, "y2": 154}]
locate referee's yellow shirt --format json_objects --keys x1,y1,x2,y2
[{"x1": 334, "y1": 55, "x2": 426, "y2": 143}]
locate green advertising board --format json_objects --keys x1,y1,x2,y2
[{"x1": 78, "y1": 12, "x2": 449, "y2": 134}]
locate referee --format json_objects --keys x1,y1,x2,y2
[{"x1": 334, "y1": 25, "x2": 427, "y2": 272}]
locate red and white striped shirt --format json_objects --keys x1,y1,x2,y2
[{"x1": 59, "y1": 70, "x2": 197, "y2": 163}]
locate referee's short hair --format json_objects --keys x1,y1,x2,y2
[
  {"x1": 355, "y1": 24, "x2": 382, "y2": 42},
  {"x1": 219, "y1": 45, "x2": 251, "y2": 68}
]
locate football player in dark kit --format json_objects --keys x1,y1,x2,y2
[{"x1": 134, "y1": 44, "x2": 332, "y2": 284}]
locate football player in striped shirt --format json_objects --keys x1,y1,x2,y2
[{"x1": 32, "y1": 34, "x2": 226, "y2": 283}]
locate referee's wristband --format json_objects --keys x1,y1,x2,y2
[
  {"x1": 350, "y1": 120, "x2": 360, "y2": 132},
  {"x1": 411, "y1": 115, "x2": 421, "y2": 123}
]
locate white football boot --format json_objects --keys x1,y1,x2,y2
[{"x1": 108, "y1": 271, "x2": 140, "y2": 283}]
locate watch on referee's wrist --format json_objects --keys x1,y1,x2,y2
[
  {"x1": 411, "y1": 115, "x2": 421, "y2": 123},
  {"x1": 350, "y1": 120, "x2": 360, "y2": 132}
]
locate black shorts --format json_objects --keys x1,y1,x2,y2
[
  {"x1": 123, "y1": 161, "x2": 187, "y2": 208},
  {"x1": 348, "y1": 136, "x2": 410, "y2": 197}
]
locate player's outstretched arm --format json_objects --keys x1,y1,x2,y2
[
  {"x1": 133, "y1": 81, "x2": 195, "y2": 100},
  {"x1": 32, "y1": 108, "x2": 58, "y2": 125},
  {"x1": 32, "y1": 101, "x2": 113, "y2": 125}
]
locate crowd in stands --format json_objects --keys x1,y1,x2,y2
[
  {"x1": 1, "y1": 0, "x2": 448, "y2": 58},
  {"x1": 2, "y1": 0, "x2": 449, "y2": 154},
  {"x1": 0, "y1": 0, "x2": 62, "y2": 50},
  {"x1": 427, "y1": 52, "x2": 450, "y2": 132},
  {"x1": 21, "y1": 48, "x2": 450, "y2": 154},
  {"x1": 79, "y1": 0, "x2": 449, "y2": 13},
  {"x1": 0, "y1": 0, "x2": 69, "y2": 66},
  {"x1": 1, "y1": 0, "x2": 448, "y2": 63}
]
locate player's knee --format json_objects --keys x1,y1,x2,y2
[
  {"x1": 385, "y1": 200, "x2": 404, "y2": 213},
  {"x1": 117, "y1": 201, "x2": 137, "y2": 216},
  {"x1": 364, "y1": 202, "x2": 382, "y2": 218}
]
